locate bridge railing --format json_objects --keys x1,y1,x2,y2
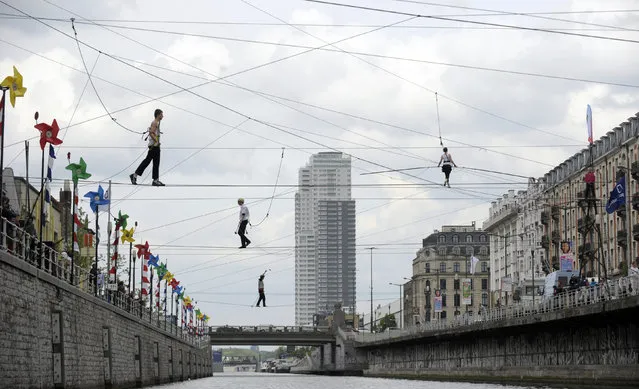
[
  {"x1": 0, "y1": 217, "x2": 208, "y2": 348},
  {"x1": 208, "y1": 325, "x2": 331, "y2": 334},
  {"x1": 355, "y1": 274, "x2": 639, "y2": 343}
]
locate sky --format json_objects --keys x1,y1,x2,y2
[{"x1": 1, "y1": 0, "x2": 639, "y2": 327}]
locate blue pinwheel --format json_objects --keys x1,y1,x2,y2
[
  {"x1": 174, "y1": 285, "x2": 183, "y2": 295},
  {"x1": 148, "y1": 253, "x2": 160, "y2": 268},
  {"x1": 83, "y1": 185, "x2": 110, "y2": 213}
]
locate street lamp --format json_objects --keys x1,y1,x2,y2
[
  {"x1": 389, "y1": 282, "x2": 403, "y2": 328},
  {"x1": 425, "y1": 282, "x2": 431, "y2": 322}
]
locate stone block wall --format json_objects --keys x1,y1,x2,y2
[
  {"x1": 0, "y1": 251, "x2": 211, "y2": 389},
  {"x1": 362, "y1": 298, "x2": 639, "y2": 386}
]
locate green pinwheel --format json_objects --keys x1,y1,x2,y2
[
  {"x1": 66, "y1": 157, "x2": 91, "y2": 185},
  {"x1": 156, "y1": 262, "x2": 168, "y2": 279},
  {"x1": 177, "y1": 289, "x2": 185, "y2": 301},
  {"x1": 117, "y1": 210, "x2": 128, "y2": 230}
]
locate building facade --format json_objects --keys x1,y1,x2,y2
[
  {"x1": 294, "y1": 152, "x2": 355, "y2": 326},
  {"x1": 541, "y1": 112, "x2": 639, "y2": 280},
  {"x1": 409, "y1": 223, "x2": 490, "y2": 323},
  {"x1": 483, "y1": 181, "x2": 547, "y2": 306}
]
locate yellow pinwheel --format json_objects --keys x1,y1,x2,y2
[
  {"x1": 121, "y1": 227, "x2": 135, "y2": 244},
  {"x1": 162, "y1": 271, "x2": 174, "y2": 282},
  {"x1": 1, "y1": 66, "x2": 27, "y2": 107},
  {"x1": 183, "y1": 296, "x2": 192, "y2": 307}
]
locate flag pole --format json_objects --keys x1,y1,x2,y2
[
  {"x1": 38, "y1": 143, "x2": 45, "y2": 268},
  {"x1": 0, "y1": 88, "x2": 7, "y2": 212},
  {"x1": 106, "y1": 180, "x2": 112, "y2": 291},
  {"x1": 94, "y1": 211, "x2": 99, "y2": 296}
]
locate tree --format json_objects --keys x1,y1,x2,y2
[{"x1": 378, "y1": 313, "x2": 397, "y2": 332}]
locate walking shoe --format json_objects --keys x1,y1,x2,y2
[
  {"x1": 245, "y1": 241, "x2": 251, "y2": 248},
  {"x1": 152, "y1": 179, "x2": 165, "y2": 186},
  {"x1": 129, "y1": 174, "x2": 137, "y2": 185},
  {"x1": 239, "y1": 246, "x2": 246, "y2": 249}
]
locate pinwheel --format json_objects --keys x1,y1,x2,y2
[
  {"x1": 169, "y1": 278, "x2": 180, "y2": 290},
  {"x1": 135, "y1": 241, "x2": 151, "y2": 260},
  {"x1": 83, "y1": 185, "x2": 109, "y2": 213},
  {"x1": 1, "y1": 66, "x2": 27, "y2": 107},
  {"x1": 116, "y1": 210, "x2": 128, "y2": 230},
  {"x1": 156, "y1": 262, "x2": 168, "y2": 279},
  {"x1": 147, "y1": 253, "x2": 160, "y2": 268},
  {"x1": 65, "y1": 157, "x2": 91, "y2": 185},
  {"x1": 162, "y1": 271, "x2": 174, "y2": 282},
  {"x1": 183, "y1": 296, "x2": 192, "y2": 307},
  {"x1": 177, "y1": 289, "x2": 185, "y2": 300},
  {"x1": 174, "y1": 285, "x2": 183, "y2": 295},
  {"x1": 34, "y1": 119, "x2": 63, "y2": 151},
  {"x1": 121, "y1": 227, "x2": 135, "y2": 244}
]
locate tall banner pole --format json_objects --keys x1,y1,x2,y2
[{"x1": 0, "y1": 88, "x2": 6, "y2": 209}]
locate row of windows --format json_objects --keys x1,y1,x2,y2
[
  {"x1": 425, "y1": 262, "x2": 488, "y2": 273},
  {"x1": 435, "y1": 246, "x2": 488, "y2": 256},
  {"x1": 438, "y1": 234, "x2": 488, "y2": 243}
]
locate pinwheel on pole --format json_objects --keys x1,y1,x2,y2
[
  {"x1": 84, "y1": 185, "x2": 110, "y2": 295},
  {"x1": 34, "y1": 118, "x2": 62, "y2": 267},
  {"x1": 0, "y1": 66, "x2": 27, "y2": 204},
  {"x1": 65, "y1": 155, "x2": 91, "y2": 285},
  {"x1": 121, "y1": 223, "x2": 136, "y2": 294}
]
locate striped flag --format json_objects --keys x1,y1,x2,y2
[
  {"x1": 141, "y1": 262, "x2": 150, "y2": 299},
  {"x1": 43, "y1": 145, "x2": 56, "y2": 225},
  {"x1": 587, "y1": 104, "x2": 593, "y2": 145}
]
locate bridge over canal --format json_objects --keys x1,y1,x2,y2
[{"x1": 208, "y1": 325, "x2": 335, "y2": 346}]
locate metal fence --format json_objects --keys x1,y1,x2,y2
[
  {"x1": 209, "y1": 325, "x2": 331, "y2": 334},
  {"x1": 355, "y1": 273, "x2": 639, "y2": 343},
  {"x1": 0, "y1": 217, "x2": 208, "y2": 348}
]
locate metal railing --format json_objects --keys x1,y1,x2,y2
[
  {"x1": 0, "y1": 217, "x2": 208, "y2": 348},
  {"x1": 355, "y1": 274, "x2": 639, "y2": 343}
]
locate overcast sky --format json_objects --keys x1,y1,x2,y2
[{"x1": 1, "y1": 0, "x2": 638, "y2": 327}]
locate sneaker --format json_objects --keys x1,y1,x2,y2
[
  {"x1": 245, "y1": 241, "x2": 251, "y2": 247},
  {"x1": 239, "y1": 246, "x2": 246, "y2": 249},
  {"x1": 152, "y1": 179, "x2": 165, "y2": 186},
  {"x1": 129, "y1": 174, "x2": 137, "y2": 185}
]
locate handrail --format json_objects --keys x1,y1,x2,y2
[
  {"x1": 0, "y1": 217, "x2": 208, "y2": 347},
  {"x1": 356, "y1": 274, "x2": 639, "y2": 343}
]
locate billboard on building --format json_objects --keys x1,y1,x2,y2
[{"x1": 434, "y1": 289, "x2": 442, "y2": 313}]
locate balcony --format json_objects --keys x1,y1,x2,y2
[
  {"x1": 577, "y1": 215, "x2": 595, "y2": 235},
  {"x1": 541, "y1": 235, "x2": 549, "y2": 249},
  {"x1": 551, "y1": 206, "x2": 560, "y2": 221},
  {"x1": 551, "y1": 230, "x2": 561, "y2": 244},
  {"x1": 617, "y1": 203, "x2": 626, "y2": 219},
  {"x1": 540, "y1": 211, "x2": 549, "y2": 225},
  {"x1": 632, "y1": 161, "x2": 639, "y2": 182},
  {"x1": 634, "y1": 223, "x2": 639, "y2": 241},
  {"x1": 617, "y1": 230, "x2": 628, "y2": 248},
  {"x1": 633, "y1": 193, "x2": 639, "y2": 212}
]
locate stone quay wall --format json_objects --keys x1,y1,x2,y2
[
  {"x1": 360, "y1": 296, "x2": 639, "y2": 386},
  {"x1": 0, "y1": 250, "x2": 211, "y2": 389}
]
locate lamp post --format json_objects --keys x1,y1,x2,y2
[
  {"x1": 389, "y1": 282, "x2": 403, "y2": 328},
  {"x1": 368, "y1": 247, "x2": 376, "y2": 331},
  {"x1": 454, "y1": 273, "x2": 460, "y2": 316},
  {"x1": 424, "y1": 282, "x2": 431, "y2": 323}
]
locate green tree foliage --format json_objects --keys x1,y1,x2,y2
[{"x1": 378, "y1": 313, "x2": 397, "y2": 332}]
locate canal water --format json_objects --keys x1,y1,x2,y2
[{"x1": 147, "y1": 373, "x2": 571, "y2": 389}]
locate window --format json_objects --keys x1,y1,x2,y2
[
  {"x1": 425, "y1": 263, "x2": 430, "y2": 273},
  {"x1": 438, "y1": 247, "x2": 446, "y2": 256},
  {"x1": 454, "y1": 279, "x2": 460, "y2": 290},
  {"x1": 452, "y1": 246, "x2": 460, "y2": 255},
  {"x1": 453, "y1": 262, "x2": 460, "y2": 272},
  {"x1": 440, "y1": 262, "x2": 446, "y2": 272},
  {"x1": 440, "y1": 279, "x2": 447, "y2": 290},
  {"x1": 480, "y1": 235, "x2": 487, "y2": 243},
  {"x1": 442, "y1": 294, "x2": 447, "y2": 307},
  {"x1": 454, "y1": 294, "x2": 460, "y2": 307},
  {"x1": 481, "y1": 279, "x2": 488, "y2": 290},
  {"x1": 452, "y1": 235, "x2": 459, "y2": 243},
  {"x1": 480, "y1": 246, "x2": 488, "y2": 255},
  {"x1": 466, "y1": 246, "x2": 474, "y2": 255},
  {"x1": 438, "y1": 235, "x2": 446, "y2": 243},
  {"x1": 466, "y1": 235, "x2": 473, "y2": 243},
  {"x1": 481, "y1": 262, "x2": 488, "y2": 272},
  {"x1": 440, "y1": 311, "x2": 447, "y2": 320},
  {"x1": 482, "y1": 293, "x2": 488, "y2": 306}
]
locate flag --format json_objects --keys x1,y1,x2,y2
[
  {"x1": 0, "y1": 94, "x2": 5, "y2": 136},
  {"x1": 606, "y1": 175, "x2": 626, "y2": 214},
  {"x1": 141, "y1": 262, "x2": 150, "y2": 299},
  {"x1": 43, "y1": 145, "x2": 56, "y2": 225},
  {"x1": 586, "y1": 104, "x2": 593, "y2": 145},
  {"x1": 470, "y1": 256, "x2": 479, "y2": 275},
  {"x1": 98, "y1": 188, "x2": 110, "y2": 213}
]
